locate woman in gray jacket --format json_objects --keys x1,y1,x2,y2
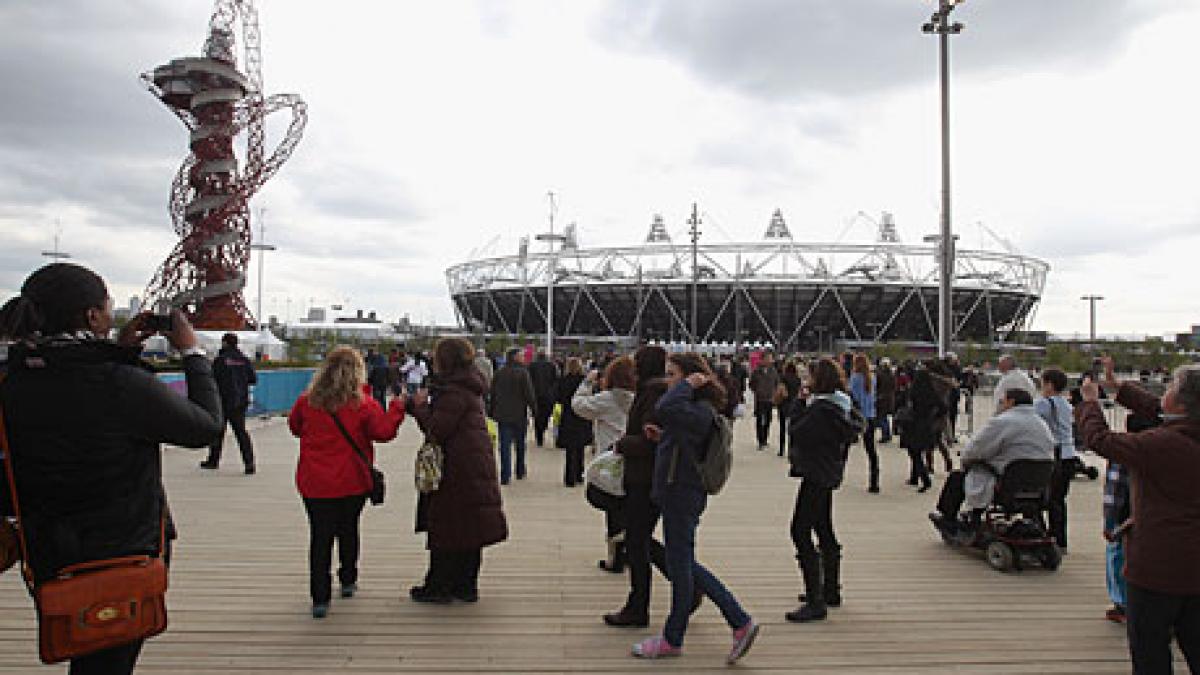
[{"x1": 575, "y1": 356, "x2": 636, "y2": 571}]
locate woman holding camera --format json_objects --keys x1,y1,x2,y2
[
  {"x1": 0, "y1": 263, "x2": 224, "y2": 674},
  {"x1": 407, "y1": 337, "x2": 508, "y2": 604},
  {"x1": 288, "y1": 346, "x2": 406, "y2": 618}
]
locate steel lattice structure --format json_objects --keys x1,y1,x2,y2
[
  {"x1": 447, "y1": 212, "x2": 1049, "y2": 350},
  {"x1": 141, "y1": 0, "x2": 306, "y2": 329}
]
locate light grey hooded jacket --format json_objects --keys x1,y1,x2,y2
[
  {"x1": 961, "y1": 404, "x2": 1054, "y2": 509},
  {"x1": 572, "y1": 379, "x2": 635, "y2": 453}
]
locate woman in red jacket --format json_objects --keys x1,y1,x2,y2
[{"x1": 288, "y1": 346, "x2": 405, "y2": 618}]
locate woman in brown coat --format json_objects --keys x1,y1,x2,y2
[{"x1": 408, "y1": 337, "x2": 508, "y2": 603}]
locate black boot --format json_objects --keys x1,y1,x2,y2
[
  {"x1": 786, "y1": 553, "x2": 827, "y2": 623},
  {"x1": 798, "y1": 548, "x2": 843, "y2": 607},
  {"x1": 821, "y1": 547, "x2": 842, "y2": 607}
]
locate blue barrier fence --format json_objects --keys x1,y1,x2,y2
[{"x1": 158, "y1": 368, "x2": 315, "y2": 416}]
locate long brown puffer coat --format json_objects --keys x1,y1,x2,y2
[{"x1": 412, "y1": 368, "x2": 508, "y2": 552}]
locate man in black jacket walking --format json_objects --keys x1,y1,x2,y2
[
  {"x1": 528, "y1": 351, "x2": 559, "y2": 447},
  {"x1": 202, "y1": 333, "x2": 258, "y2": 474}
]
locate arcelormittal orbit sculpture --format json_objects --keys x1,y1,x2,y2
[{"x1": 142, "y1": 0, "x2": 306, "y2": 329}]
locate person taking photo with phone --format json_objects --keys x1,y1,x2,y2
[{"x1": 0, "y1": 263, "x2": 223, "y2": 674}]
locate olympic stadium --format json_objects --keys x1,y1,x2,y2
[{"x1": 445, "y1": 211, "x2": 1049, "y2": 351}]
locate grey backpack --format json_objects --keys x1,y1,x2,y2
[{"x1": 669, "y1": 402, "x2": 734, "y2": 495}]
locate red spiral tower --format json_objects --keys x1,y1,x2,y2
[{"x1": 142, "y1": 0, "x2": 306, "y2": 329}]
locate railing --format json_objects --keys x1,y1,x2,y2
[{"x1": 158, "y1": 367, "x2": 314, "y2": 416}]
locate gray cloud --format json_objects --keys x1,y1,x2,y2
[
  {"x1": 596, "y1": 0, "x2": 1174, "y2": 103},
  {"x1": 1023, "y1": 217, "x2": 1200, "y2": 261}
]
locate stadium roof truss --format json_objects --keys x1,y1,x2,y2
[{"x1": 446, "y1": 239, "x2": 1048, "y2": 350}]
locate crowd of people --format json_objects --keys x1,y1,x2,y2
[{"x1": 0, "y1": 263, "x2": 1197, "y2": 673}]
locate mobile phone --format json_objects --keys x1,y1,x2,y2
[{"x1": 144, "y1": 313, "x2": 173, "y2": 333}]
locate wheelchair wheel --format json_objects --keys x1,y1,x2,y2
[
  {"x1": 1038, "y1": 545, "x2": 1063, "y2": 571},
  {"x1": 985, "y1": 541, "x2": 1015, "y2": 572}
]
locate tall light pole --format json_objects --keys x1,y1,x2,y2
[
  {"x1": 923, "y1": 0, "x2": 965, "y2": 357},
  {"x1": 1081, "y1": 294, "x2": 1104, "y2": 347},
  {"x1": 688, "y1": 203, "x2": 701, "y2": 352},
  {"x1": 249, "y1": 207, "x2": 276, "y2": 332},
  {"x1": 41, "y1": 220, "x2": 71, "y2": 262},
  {"x1": 535, "y1": 192, "x2": 564, "y2": 356}
]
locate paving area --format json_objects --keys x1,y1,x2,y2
[{"x1": 0, "y1": 399, "x2": 1175, "y2": 673}]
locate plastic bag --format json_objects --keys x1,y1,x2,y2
[{"x1": 585, "y1": 449, "x2": 625, "y2": 496}]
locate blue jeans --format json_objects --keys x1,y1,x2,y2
[
  {"x1": 1105, "y1": 514, "x2": 1127, "y2": 607},
  {"x1": 660, "y1": 485, "x2": 751, "y2": 648},
  {"x1": 497, "y1": 419, "x2": 528, "y2": 483}
]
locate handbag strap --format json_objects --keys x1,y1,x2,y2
[
  {"x1": 0, "y1": 374, "x2": 33, "y2": 590},
  {"x1": 328, "y1": 409, "x2": 375, "y2": 480},
  {"x1": 1, "y1": 373, "x2": 168, "y2": 588}
]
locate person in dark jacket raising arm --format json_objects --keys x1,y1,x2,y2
[
  {"x1": 202, "y1": 332, "x2": 258, "y2": 473},
  {"x1": 0, "y1": 263, "x2": 223, "y2": 675},
  {"x1": 1078, "y1": 356, "x2": 1200, "y2": 675}
]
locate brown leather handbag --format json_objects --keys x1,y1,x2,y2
[{"x1": 1, "y1": 395, "x2": 169, "y2": 664}]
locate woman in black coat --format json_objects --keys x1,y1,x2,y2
[
  {"x1": 409, "y1": 337, "x2": 508, "y2": 603},
  {"x1": 900, "y1": 368, "x2": 945, "y2": 492},
  {"x1": 0, "y1": 263, "x2": 223, "y2": 674},
  {"x1": 603, "y1": 346, "x2": 674, "y2": 626},
  {"x1": 555, "y1": 357, "x2": 592, "y2": 486},
  {"x1": 786, "y1": 358, "x2": 863, "y2": 624}
]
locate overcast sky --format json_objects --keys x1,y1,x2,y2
[{"x1": 1, "y1": 0, "x2": 1197, "y2": 337}]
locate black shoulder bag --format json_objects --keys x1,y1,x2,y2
[{"x1": 330, "y1": 412, "x2": 386, "y2": 506}]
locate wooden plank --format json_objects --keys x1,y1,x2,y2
[{"x1": 0, "y1": 402, "x2": 1182, "y2": 672}]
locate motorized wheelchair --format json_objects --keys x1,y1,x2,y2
[{"x1": 930, "y1": 459, "x2": 1061, "y2": 572}]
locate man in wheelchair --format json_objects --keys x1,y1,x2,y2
[{"x1": 929, "y1": 388, "x2": 1055, "y2": 542}]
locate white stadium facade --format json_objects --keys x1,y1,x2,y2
[{"x1": 446, "y1": 211, "x2": 1049, "y2": 351}]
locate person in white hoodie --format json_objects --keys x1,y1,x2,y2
[{"x1": 574, "y1": 356, "x2": 637, "y2": 572}]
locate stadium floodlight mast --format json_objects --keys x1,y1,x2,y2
[
  {"x1": 535, "y1": 191, "x2": 565, "y2": 356},
  {"x1": 688, "y1": 203, "x2": 701, "y2": 351},
  {"x1": 1081, "y1": 294, "x2": 1104, "y2": 348},
  {"x1": 923, "y1": 0, "x2": 966, "y2": 357},
  {"x1": 249, "y1": 208, "x2": 276, "y2": 332}
]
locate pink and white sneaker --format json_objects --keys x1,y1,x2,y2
[
  {"x1": 631, "y1": 636, "x2": 682, "y2": 659},
  {"x1": 727, "y1": 620, "x2": 760, "y2": 664}
]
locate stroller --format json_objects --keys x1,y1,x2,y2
[{"x1": 930, "y1": 459, "x2": 1061, "y2": 573}]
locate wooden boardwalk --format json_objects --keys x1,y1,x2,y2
[{"x1": 0, "y1": 401, "x2": 1169, "y2": 673}]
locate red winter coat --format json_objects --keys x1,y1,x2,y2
[
  {"x1": 288, "y1": 393, "x2": 405, "y2": 499},
  {"x1": 411, "y1": 368, "x2": 508, "y2": 552}
]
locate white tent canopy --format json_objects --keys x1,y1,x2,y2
[{"x1": 143, "y1": 330, "x2": 288, "y2": 361}]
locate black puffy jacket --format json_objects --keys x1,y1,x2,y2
[
  {"x1": 0, "y1": 338, "x2": 222, "y2": 583},
  {"x1": 787, "y1": 395, "x2": 864, "y2": 489}
]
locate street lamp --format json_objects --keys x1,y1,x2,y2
[
  {"x1": 41, "y1": 221, "x2": 71, "y2": 261},
  {"x1": 923, "y1": 0, "x2": 966, "y2": 357},
  {"x1": 1081, "y1": 295, "x2": 1104, "y2": 348},
  {"x1": 249, "y1": 208, "x2": 276, "y2": 332},
  {"x1": 535, "y1": 192, "x2": 564, "y2": 355},
  {"x1": 688, "y1": 203, "x2": 701, "y2": 352},
  {"x1": 923, "y1": 232, "x2": 960, "y2": 352}
]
